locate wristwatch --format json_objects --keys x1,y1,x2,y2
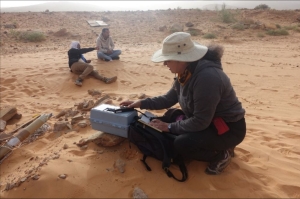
[{"x1": 168, "y1": 123, "x2": 172, "y2": 132}]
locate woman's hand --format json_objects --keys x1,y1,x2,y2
[
  {"x1": 149, "y1": 119, "x2": 169, "y2": 132},
  {"x1": 119, "y1": 100, "x2": 141, "y2": 108}
]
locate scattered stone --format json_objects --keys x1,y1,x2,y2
[
  {"x1": 63, "y1": 144, "x2": 68, "y2": 149},
  {"x1": 159, "y1": 25, "x2": 167, "y2": 31},
  {"x1": 58, "y1": 174, "x2": 67, "y2": 179},
  {"x1": 20, "y1": 177, "x2": 27, "y2": 182},
  {"x1": 67, "y1": 159, "x2": 72, "y2": 162},
  {"x1": 55, "y1": 109, "x2": 67, "y2": 118},
  {"x1": 52, "y1": 154, "x2": 60, "y2": 159},
  {"x1": 0, "y1": 106, "x2": 17, "y2": 121},
  {"x1": 88, "y1": 89, "x2": 102, "y2": 96},
  {"x1": 11, "y1": 113, "x2": 22, "y2": 120},
  {"x1": 93, "y1": 133, "x2": 125, "y2": 147},
  {"x1": 53, "y1": 28, "x2": 68, "y2": 37},
  {"x1": 170, "y1": 23, "x2": 183, "y2": 32},
  {"x1": 94, "y1": 95, "x2": 110, "y2": 107},
  {"x1": 133, "y1": 187, "x2": 148, "y2": 199},
  {"x1": 77, "y1": 120, "x2": 87, "y2": 128},
  {"x1": 53, "y1": 121, "x2": 69, "y2": 132},
  {"x1": 117, "y1": 97, "x2": 123, "y2": 101},
  {"x1": 114, "y1": 158, "x2": 125, "y2": 173},
  {"x1": 185, "y1": 22, "x2": 194, "y2": 27},
  {"x1": 138, "y1": 93, "x2": 146, "y2": 99},
  {"x1": 129, "y1": 94, "x2": 137, "y2": 99},
  {"x1": 97, "y1": 150, "x2": 104, "y2": 154},
  {"x1": 32, "y1": 175, "x2": 40, "y2": 180},
  {"x1": 71, "y1": 115, "x2": 84, "y2": 125},
  {"x1": 76, "y1": 131, "x2": 103, "y2": 147},
  {"x1": 0, "y1": 119, "x2": 6, "y2": 132},
  {"x1": 81, "y1": 100, "x2": 95, "y2": 111}
]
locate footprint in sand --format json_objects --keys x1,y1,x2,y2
[
  {"x1": 153, "y1": 82, "x2": 167, "y2": 85},
  {"x1": 2, "y1": 78, "x2": 17, "y2": 84},
  {"x1": 279, "y1": 185, "x2": 300, "y2": 198},
  {"x1": 261, "y1": 88, "x2": 278, "y2": 92},
  {"x1": 120, "y1": 80, "x2": 131, "y2": 86},
  {"x1": 235, "y1": 148, "x2": 253, "y2": 162},
  {"x1": 133, "y1": 84, "x2": 146, "y2": 89}
]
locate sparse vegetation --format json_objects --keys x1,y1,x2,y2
[
  {"x1": 218, "y1": 3, "x2": 235, "y2": 23},
  {"x1": 186, "y1": 28, "x2": 201, "y2": 36},
  {"x1": 266, "y1": 29, "x2": 289, "y2": 36},
  {"x1": 254, "y1": 4, "x2": 270, "y2": 10},
  {"x1": 232, "y1": 23, "x2": 245, "y2": 30},
  {"x1": 257, "y1": 33, "x2": 265, "y2": 38},
  {"x1": 203, "y1": 33, "x2": 217, "y2": 39},
  {"x1": 9, "y1": 30, "x2": 46, "y2": 42},
  {"x1": 276, "y1": 24, "x2": 281, "y2": 29}
]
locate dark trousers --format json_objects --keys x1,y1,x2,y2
[{"x1": 174, "y1": 118, "x2": 246, "y2": 162}]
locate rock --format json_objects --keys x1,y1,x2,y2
[
  {"x1": 185, "y1": 22, "x2": 194, "y2": 27},
  {"x1": 77, "y1": 120, "x2": 87, "y2": 128},
  {"x1": 93, "y1": 133, "x2": 125, "y2": 147},
  {"x1": 71, "y1": 115, "x2": 84, "y2": 125},
  {"x1": 81, "y1": 100, "x2": 95, "y2": 111},
  {"x1": 63, "y1": 144, "x2": 68, "y2": 149},
  {"x1": 88, "y1": 89, "x2": 102, "y2": 96},
  {"x1": 114, "y1": 158, "x2": 125, "y2": 173},
  {"x1": 0, "y1": 106, "x2": 17, "y2": 121},
  {"x1": 55, "y1": 110, "x2": 67, "y2": 118},
  {"x1": 133, "y1": 187, "x2": 148, "y2": 199},
  {"x1": 32, "y1": 175, "x2": 40, "y2": 180},
  {"x1": 170, "y1": 23, "x2": 183, "y2": 32},
  {"x1": 94, "y1": 95, "x2": 110, "y2": 107},
  {"x1": 186, "y1": 28, "x2": 202, "y2": 36},
  {"x1": 53, "y1": 121, "x2": 69, "y2": 132},
  {"x1": 53, "y1": 28, "x2": 68, "y2": 37},
  {"x1": 76, "y1": 131, "x2": 103, "y2": 147},
  {"x1": 117, "y1": 97, "x2": 123, "y2": 101},
  {"x1": 129, "y1": 94, "x2": 137, "y2": 99},
  {"x1": 58, "y1": 174, "x2": 67, "y2": 179},
  {"x1": 11, "y1": 113, "x2": 22, "y2": 120},
  {"x1": 138, "y1": 93, "x2": 146, "y2": 99},
  {"x1": 159, "y1": 25, "x2": 167, "y2": 31},
  {"x1": 0, "y1": 119, "x2": 6, "y2": 132},
  {"x1": 52, "y1": 154, "x2": 60, "y2": 159}
]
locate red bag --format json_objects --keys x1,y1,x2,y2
[{"x1": 213, "y1": 117, "x2": 229, "y2": 135}]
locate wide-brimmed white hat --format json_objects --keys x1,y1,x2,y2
[{"x1": 151, "y1": 32, "x2": 208, "y2": 63}]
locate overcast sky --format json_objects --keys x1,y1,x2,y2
[{"x1": 1, "y1": 1, "x2": 299, "y2": 10}]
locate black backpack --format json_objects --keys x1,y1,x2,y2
[{"x1": 128, "y1": 109, "x2": 188, "y2": 182}]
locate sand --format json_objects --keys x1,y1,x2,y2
[{"x1": 0, "y1": 9, "x2": 300, "y2": 198}]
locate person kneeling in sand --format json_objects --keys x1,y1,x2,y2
[
  {"x1": 120, "y1": 32, "x2": 246, "y2": 175},
  {"x1": 68, "y1": 41, "x2": 117, "y2": 86},
  {"x1": 96, "y1": 28, "x2": 121, "y2": 62}
]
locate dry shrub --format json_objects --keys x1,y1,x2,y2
[
  {"x1": 232, "y1": 23, "x2": 245, "y2": 30},
  {"x1": 257, "y1": 33, "x2": 265, "y2": 38},
  {"x1": 266, "y1": 29, "x2": 289, "y2": 36},
  {"x1": 254, "y1": 4, "x2": 270, "y2": 10},
  {"x1": 203, "y1": 33, "x2": 217, "y2": 39},
  {"x1": 9, "y1": 30, "x2": 46, "y2": 42},
  {"x1": 186, "y1": 28, "x2": 202, "y2": 36}
]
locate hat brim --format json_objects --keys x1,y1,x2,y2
[{"x1": 151, "y1": 43, "x2": 208, "y2": 63}]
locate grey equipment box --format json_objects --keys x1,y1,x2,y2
[{"x1": 90, "y1": 104, "x2": 137, "y2": 138}]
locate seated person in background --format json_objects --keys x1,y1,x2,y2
[
  {"x1": 96, "y1": 28, "x2": 122, "y2": 62},
  {"x1": 68, "y1": 41, "x2": 117, "y2": 86}
]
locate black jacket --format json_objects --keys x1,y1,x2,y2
[{"x1": 68, "y1": 48, "x2": 95, "y2": 68}]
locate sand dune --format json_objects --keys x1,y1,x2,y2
[{"x1": 0, "y1": 9, "x2": 300, "y2": 198}]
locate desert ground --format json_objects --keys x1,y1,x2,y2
[{"x1": 0, "y1": 8, "x2": 300, "y2": 198}]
